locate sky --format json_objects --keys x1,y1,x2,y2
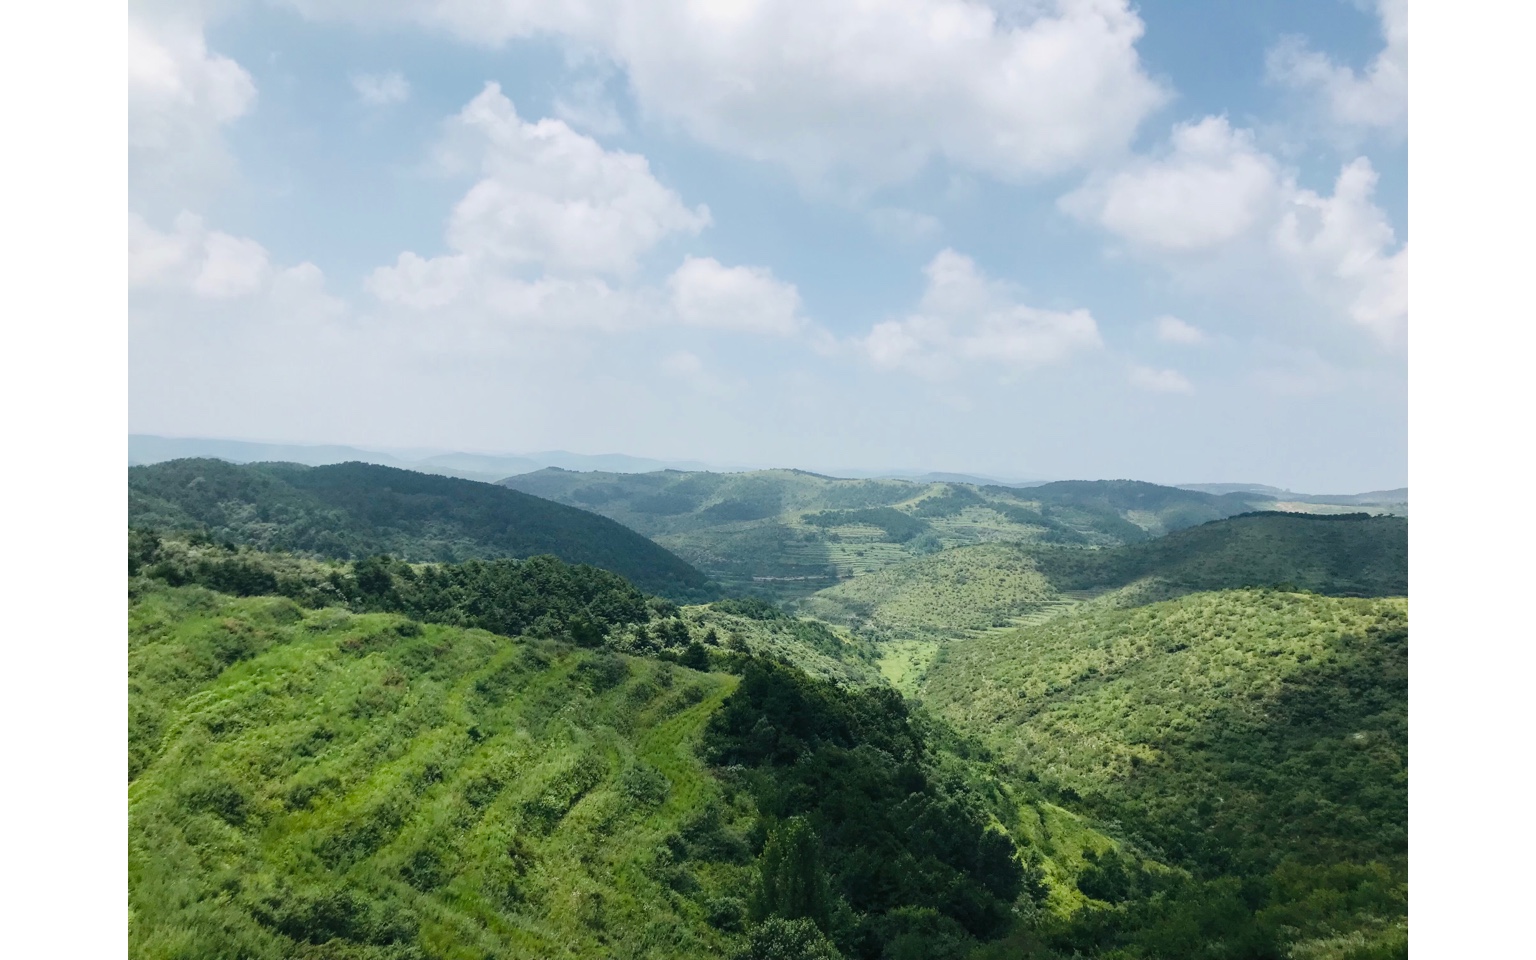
[{"x1": 128, "y1": 0, "x2": 1407, "y2": 492}]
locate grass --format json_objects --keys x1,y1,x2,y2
[
  {"x1": 129, "y1": 579, "x2": 754, "y2": 960},
  {"x1": 874, "y1": 639, "x2": 940, "y2": 695},
  {"x1": 794, "y1": 542, "x2": 1056, "y2": 641}
]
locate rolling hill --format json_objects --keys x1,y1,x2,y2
[
  {"x1": 128, "y1": 459, "x2": 715, "y2": 600},
  {"x1": 920, "y1": 588, "x2": 1408, "y2": 958},
  {"x1": 791, "y1": 511, "x2": 1407, "y2": 643},
  {"x1": 128, "y1": 575, "x2": 1111, "y2": 960},
  {"x1": 1029, "y1": 511, "x2": 1408, "y2": 599},
  {"x1": 794, "y1": 542, "x2": 1057, "y2": 641},
  {"x1": 500, "y1": 470, "x2": 1278, "y2": 598}
]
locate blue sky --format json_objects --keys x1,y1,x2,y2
[{"x1": 129, "y1": 0, "x2": 1407, "y2": 491}]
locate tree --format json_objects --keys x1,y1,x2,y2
[
  {"x1": 680, "y1": 641, "x2": 711, "y2": 671},
  {"x1": 732, "y1": 917, "x2": 841, "y2": 960},
  {"x1": 751, "y1": 817, "x2": 833, "y2": 933}
]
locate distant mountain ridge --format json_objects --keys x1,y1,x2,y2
[
  {"x1": 500, "y1": 469, "x2": 1298, "y2": 597},
  {"x1": 128, "y1": 458, "x2": 715, "y2": 600},
  {"x1": 128, "y1": 434, "x2": 715, "y2": 482}
]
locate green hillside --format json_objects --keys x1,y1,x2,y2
[
  {"x1": 787, "y1": 511, "x2": 1406, "y2": 654},
  {"x1": 501, "y1": 469, "x2": 1271, "y2": 598},
  {"x1": 794, "y1": 542, "x2": 1056, "y2": 641},
  {"x1": 129, "y1": 459, "x2": 714, "y2": 600},
  {"x1": 921, "y1": 589, "x2": 1408, "y2": 958},
  {"x1": 1031, "y1": 512, "x2": 1408, "y2": 598},
  {"x1": 128, "y1": 574, "x2": 1124, "y2": 960},
  {"x1": 129, "y1": 581, "x2": 749, "y2": 960}
]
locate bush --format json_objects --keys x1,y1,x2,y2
[{"x1": 732, "y1": 917, "x2": 843, "y2": 960}]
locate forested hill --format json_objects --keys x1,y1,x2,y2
[
  {"x1": 1031, "y1": 511, "x2": 1408, "y2": 598},
  {"x1": 500, "y1": 468, "x2": 1282, "y2": 597},
  {"x1": 128, "y1": 459, "x2": 714, "y2": 600}
]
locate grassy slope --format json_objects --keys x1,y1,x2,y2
[
  {"x1": 921, "y1": 589, "x2": 1408, "y2": 957},
  {"x1": 129, "y1": 580, "x2": 750, "y2": 960},
  {"x1": 129, "y1": 459, "x2": 714, "y2": 601},
  {"x1": 129, "y1": 580, "x2": 1134, "y2": 960},
  {"x1": 503, "y1": 470, "x2": 1269, "y2": 598},
  {"x1": 794, "y1": 542, "x2": 1057, "y2": 640},
  {"x1": 921, "y1": 590, "x2": 1407, "y2": 873}
]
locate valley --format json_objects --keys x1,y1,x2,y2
[{"x1": 128, "y1": 459, "x2": 1409, "y2": 960}]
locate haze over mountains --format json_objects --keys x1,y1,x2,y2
[{"x1": 130, "y1": 434, "x2": 1405, "y2": 501}]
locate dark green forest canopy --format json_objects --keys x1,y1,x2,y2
[
  {"x1": 129, "y1": 458, "x2": 715, "y2": 600},
  {"x1": 1030, "y1": 511, "x2": 1408, "y2": 597}
]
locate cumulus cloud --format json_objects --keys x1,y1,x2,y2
[
  {"x1": 668, "y1": 257, "x2": 805, "y2": 336},
  {"x1": 1060, "y1": 116, "x2": 1280, "y2": 251},
  {"x1": 366, "y1": 87, "x2": 810, "y2": 344},
  {"x1": 1274, "y1": 158, "x2": 1407, "y2": 344},
  {"x1": 1154, "y1": 315, "x2": 1207, "y2": 345},
  {"x1": 424, "y1": 83, "x2": 709, "y2": 277},
  {"x1": 281, "y1": 0, "x2": 1168, "y2": 185},
  {"x1": 1062, "y1": 115, "x2": 1406, "y2": 344},
  {"x1": 859, "y1": 250, "x2": 1102, "y2": 379},
  {"x1": 129, "y1": 12, "x2": 257, "y2": 209},
  {"x1": 129, "y1": 212, "x2": 346, "y2": 333},
  {"x1": 1267, "y1": 0, "x2": 1406, "y2": 135},
  {"x1": 352, "y1": 70, "x2": 411, "y2": 105},
  {"x1": 1128, "y1": 364, "x2": 1194, "y2": 394},
  {"x1": 130, "y1": 212, "x2": 272, "y2": 299}
]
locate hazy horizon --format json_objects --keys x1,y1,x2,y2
[{"x1": 126, "y1": 431, "x2": 1404, "y2": 495}]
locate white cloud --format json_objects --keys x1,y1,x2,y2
[
  {"x1": 130, "y1": 212, "x2": 347, "y2": 317},
  {"x1": 860, "y1": 249, "x2": 1102, "y2": 379},
  {"x1": 1128, "y1": 364, "x2": 1194, "y2": 394},
  {"x1": 423, "y1": 83, "x2": 709, "y2": 278},
  {"x1": 1062, "y1": 115, "x2": 1406, "y2": 345},
  {"x1": 129, "y1": 13, "x2": 257, "y2": 209},
  {"x1": 1267, "y1": 0, "x2": 1406, "y2": 134},
  {"x1": 668, "y1": 257, "x2": 805, "y2": 336},
  {"x1": 1274, "y1": 158, "x2": 1407, "y2": 345},
  {"x1": 281, "y1": 0, "x2": 1168, "y2": 185},
  {"x1": 352, "y1": 70, "x2": 411, "y2": 105},
  {"x1": 1153, "y1": 315, "x2": 1207, "y2": 345},
  {"x1": 365, "y1": 88, "x2": 807, "y2": 344},
  {"x1": 1060, "y1": 116, "x2": 1280, "y2": 251},
  {"x1": 130, "y1": 212, "x2": 271, "y2": 299}
]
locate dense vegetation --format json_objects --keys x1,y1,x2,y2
[
  {"x1": 503, "y1": 469, "x2": 1278, "y2": 598},
  {"x1": 1030, "y1": 512, "x2": 1408, "y2": 598},
  {"x1": 796, "y1": 542, "x2": 1056, "y2": 640},
  {"x1": 129, "y1": 580, "x2": 751, "y2": 959},
  {"x1": 129, "y1": 459, "x2": 715, "y2": 600},
  {"x1": 128, "y1": 462, "x2": 1409, "y2": 959},
  {"x1": 128, "y1": 576, "x2": 1066, "y2": 960},
  {"x1": 704, "y1": 660, "x2": 1034, "y2": 959},
  {"x1": 922, "y1": 589, "x2": 1408, "y2": 958}
]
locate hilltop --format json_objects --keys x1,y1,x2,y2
[
  {"x1": 501, "y1": 469, "x2": 1277, "y2": 598},
  {"x1": 128, "y1": 459, "x2": 715, "y2": 601}
]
